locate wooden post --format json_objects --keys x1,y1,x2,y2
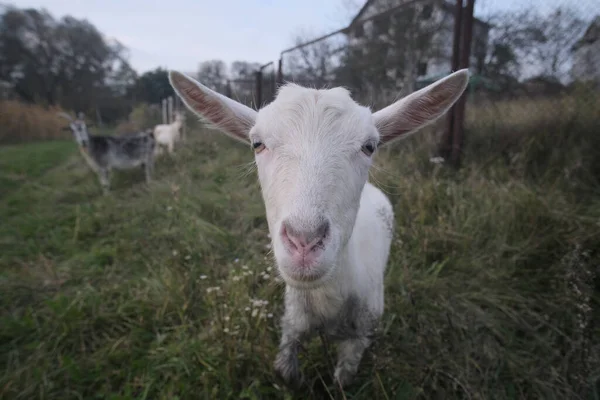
[
  {"x1": 167, "y1": 96, "x2": 174, "y2": 124},
  {"x1": 174, "y1": 95, "x2": 183, "y2": 140},
  {"x1": 450, "y1": 0, "x2": 475, "y2": 168},
  {"x1": 162, "y1": 98, "x2": 167, "y2": 124},
  {"x1": 438, "y1": 0, "x2": 463, "y2": 161}
]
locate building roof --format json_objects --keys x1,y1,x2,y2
[
  {"x1": 349, "y1": 0, "x2": 491, "y2": 29},
  {"x1": 572, "y1": 16, "x2": 600, "y2": 51}
]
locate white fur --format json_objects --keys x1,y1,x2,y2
[
  {"x1": 153, "y1": 112, "x2": 184, "y2": 154},
  {"x1": 169, "y1": 69, "x2": 469, "y2": 387}
]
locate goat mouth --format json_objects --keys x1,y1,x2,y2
[{"x1": 280, "y1": 265, "x2": 329, "y2": 284}]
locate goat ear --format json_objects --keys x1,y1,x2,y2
[
  {"x1": 373, "y1": 69, "x2": 469, "y2": 146},
  {"x1": 169, "y1": 70, "x2": 256, "y2": 145}
]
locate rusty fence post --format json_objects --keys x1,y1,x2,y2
[
  {"x1": 161, "y1": 98, "x2": 167, "y2": 124},
  {"x1": 450, "y1": 0, "x2": 475, "y2": 168},
  {"x1": 438, "y1": 0, "x2": 463, "y2": 161}
]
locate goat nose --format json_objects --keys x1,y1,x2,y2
[{"x1": 280, "y1": 218, "x2": 330, "y2": 253}]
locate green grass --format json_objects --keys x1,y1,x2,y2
[
  {"x1": 0, "y1": 108, "x2": 599, "y2": 399},
  {"x1": 0, "y1": 140, "x2": 78, "y2": 198}
]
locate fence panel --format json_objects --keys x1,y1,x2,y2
[{"x1": 275, "y1": 0, "x2": 599, "y2": 165}]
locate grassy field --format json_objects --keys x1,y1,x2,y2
[{"x1": 1, "y1": 97, "x2": 599, "y2": 399}]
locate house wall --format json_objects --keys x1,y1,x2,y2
[
  {"x1": 572, "y1": 40, "x2": 600, "y2": 84},
  {"x1": 347, "y1": 0, "x2": 489, "y2": 82}
]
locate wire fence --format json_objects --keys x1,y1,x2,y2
[{"x1": 269, "y1": 0, "x2": 599, "y2": 166}]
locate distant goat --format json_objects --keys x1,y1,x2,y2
[
  {"x1": 153, "y1": 111, "x2": 185, "y2": 154},
  {"x1": 169, "y1": 69, "x2": 469, "y2": 388},
  {"x1": 59, "y1": 112, "x2": 156, "y2": 194}
]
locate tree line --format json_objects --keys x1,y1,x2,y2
[
  {"x1": 0, "y1": 2, "x2": 593, "y2": 126},
  {"x1": 0, "y1": 5, "x2": 264, "y2": 125}
]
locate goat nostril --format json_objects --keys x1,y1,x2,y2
[
  {"x1": 281, "y1": 224, "x2": 298, "y2": 251},
  {"x1": 281, "y1": 218, "x2": 330, "y2": 254}
]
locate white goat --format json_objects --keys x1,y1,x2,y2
[
  {"x1": 153, "y1": 111, "x2": 185, "y2": 154},
  {"x1": 169, "y1": 69, "x2": 469, "y2": 388}
]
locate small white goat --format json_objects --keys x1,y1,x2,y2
[
  {"x1": 169, "y1": 69, "x2": 469, "y2": 388},
  {"x1": 153, "y1": 111, "x2": 185, "y2": 154}
]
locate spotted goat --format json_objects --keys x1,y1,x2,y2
[
  {"x1": 169, "y1": 69, "x2": 470, "y2": 388},
  {"x1": 59, "y1": 112, "x2": 156, "y2": 194}
]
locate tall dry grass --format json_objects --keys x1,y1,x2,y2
[
  {"x1": 465, "y1": 91, "x2": 600, "y2": 186},
  {"x1": 0, "y1": 101, "x2": 71, "y2": 144}
]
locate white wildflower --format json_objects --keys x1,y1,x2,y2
[{"x1": 199, "y1": 275, "x2": 207, "y2": 280}]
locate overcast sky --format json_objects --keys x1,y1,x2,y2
[{"x1": 8, "y1": 0, "x2": 598, "y2": 74}]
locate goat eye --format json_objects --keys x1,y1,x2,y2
[
  {"x1": 252, "y1": 141, "x2": 266, "y2": 154},
  {"x1": 361, "y1": 142, "x2": 376, "y2": 156}
]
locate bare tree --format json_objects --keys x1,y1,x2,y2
[
  {"x1": 486, "y1": 6, "x2": 585, "y2": 83},
  {"x1": 229, "y1": 60, "x2": 260, "y2": 105},
  {"x1": 336, "y1": 0, "x2": 450, "y2": 104},
  {"x1": 230, "y1": 61, "x2": 261, "y2": 81},
  {"x1": 284, "y1": 28, "x2": 343, "y2": 88},
  {"x1": 197, "y1": 60, "x2": 228, "y2": 92}
]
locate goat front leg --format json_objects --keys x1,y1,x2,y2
[
  {"x1": 334, "y1": 335, "x2": 371, "y2": 388},
  {"x1": 274, "y1": 303, "x2": 310, "y2": 388}
]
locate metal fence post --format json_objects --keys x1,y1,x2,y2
[
  {"x1": 450, "y1": 0, "x2": 475, "y2": 168},
  {"x1": 438, "y1": 0, "x2": 463, "y2": 161}
]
